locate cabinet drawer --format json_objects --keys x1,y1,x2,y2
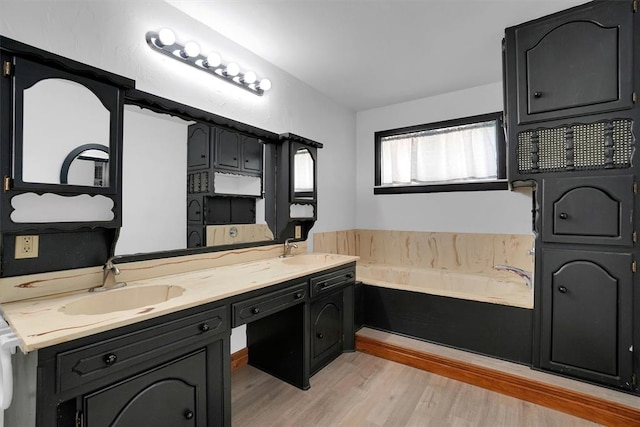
[
  {"x1": 56, "y1": 305, "x2": 227, "y2": 394},
  {"x1": 310, "y1": 266, "x2": 355, "y2": 298},
  {"x1": 542, "y1": 175, "x2": 634, "y2": 246},
  {"x1": 232, "y1": 283, "x2": 307, "y2": 327}
]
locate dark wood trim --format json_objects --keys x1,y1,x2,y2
[
  {"x1": 355, "y1": 335, "x2": 640, "y2": 426},
  {"x1": 0, "y1": 35, "x2": 135, "y2": 89},
  {"x1": 231, "y1": 347, "x2": 249, "y2": 372},
  {"x1": 373, "y1": 111, "x2": 506, "y2": 191},
  {"x1": 125, "y1": 89, "x2": 279, "y2": 142},
  {"x1": 279, "y1": 133, "x2": 324, "y2": 149},
  {"x1": 374, "y1": 180, "x2": 508, "y2": 194}
]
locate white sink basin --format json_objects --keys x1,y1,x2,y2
[
  {"x1": 280, "y1": 254, "x2": 342, "y2": 266},
  {"x1": 61, "y1": 285, "x2": 185, "y2": 316}
]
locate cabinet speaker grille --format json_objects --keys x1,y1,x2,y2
[{"x1": 517, "y1": 119, "x2": 633, "y2": 173}]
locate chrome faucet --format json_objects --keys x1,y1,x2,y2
[
  {"x1": 280, "y1": 238, "x2": 298, "y2": 258},
  {"x1": 90, "y1": 256, "x2": 127, "y2": 292},
  {"x1": 493, "y1": 265, "x2": 533, "y2": 289}
]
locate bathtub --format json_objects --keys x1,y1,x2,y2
[
  {"x1": 356, "y1": 263, "x2": 533, "y2": 309},
  {"x1": 356, "y1": 263, "x2": 534, "y2": 363}
]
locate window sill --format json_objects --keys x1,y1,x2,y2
[{"x1": 374, "y1": 180, "x2": 509, "y2": 194}]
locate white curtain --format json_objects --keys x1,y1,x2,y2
[{"x1": 380, "y1": 121, "x2": 497, "y2": 185}]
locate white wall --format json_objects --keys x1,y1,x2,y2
[
  {"x1": 356, "y1": 82, "x2": 533, "y2": 235},
  {"x1": 0, "y1": 1, "x2": 357, "y2": 353}
]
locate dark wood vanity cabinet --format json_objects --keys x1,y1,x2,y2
[
  {"x1": 310, "y1": 290, "x2": 343, "y2": 374},
  {"x1": 539, "y1": 249, "x2": 634, "y2": 388},
  {"x1": 309, "y1": 266, "x2": 356, "y2": 374},
  {"x1": 83, "y1": 350, "x2": 208, "y2": 426},
  {"x1": 37, "y1": 304, "x2": 230, "y2": 427},
  {"x1": 505, "y1": 0, "x2": 633, "y2": 126}
]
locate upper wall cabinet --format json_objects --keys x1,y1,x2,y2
[{"x1": 505, "y1": 0, "x2": 633, "y2": 125}]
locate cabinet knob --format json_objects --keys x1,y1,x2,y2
[
  {"x1": 533, "y1": 91, "x2": 542, "y2": 98},
  {"x1": 295, "y1": 292, "x2": 303, "y2": 299},
  {"x1": 200, "y1": 323, "x2": 210, "y2": 332},
  {"x1": 346, "y1": 273, "x2": 354, "y2": 279},
  {"x1": 317, "y1": 333, "x2": 323, "y2": 339},
  {"x1": 318, "y1": 282, "x2": 328, "y2": 289},
  {"x1": 558, "y1": 285, "x2": 568, "y2": 294},
  {"x1": 251, "y1": 307, "x2": 260, "y2": 315},
  {"x1": 103, "y1": 353, "x2": 117, "y2": 366},
  {"x1": 184, "y1": 409, "x2": 194, "y2": 420},
  {"x1": 559, "y1": 212, "x2": 569, "y2": 220},
  {"x1": 200, "y1": 154, "x2": 206, "y2": 158}
]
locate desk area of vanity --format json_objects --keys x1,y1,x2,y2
[{"x1": 0, "y1": 246, "x2": 358, "y2": 426}]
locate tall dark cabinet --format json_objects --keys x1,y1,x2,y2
[{"x1": 504, "y1": 0, "x2": 640, "y2": 392}]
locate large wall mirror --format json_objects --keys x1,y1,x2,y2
[{"x1": 116, "y1": 102, "x2": 275, "y2": 256}]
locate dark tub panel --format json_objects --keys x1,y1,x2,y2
[{"x1": 363, "y1": 285, "x2": 533, "y2": 364}]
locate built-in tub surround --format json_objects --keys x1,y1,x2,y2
[{"x1": 314, "y1": 230, "x2": 534, "y2": 308}]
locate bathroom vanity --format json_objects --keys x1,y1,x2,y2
[{"x1": 2, "y1": 252, "x2": 357, "y2": 426}]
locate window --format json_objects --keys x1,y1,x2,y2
[{"x1": 374, "y1": 112, "x2": 507, "y2": 194}]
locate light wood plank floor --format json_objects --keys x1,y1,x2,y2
[{"x1": 231, "y1": 352, "x2": 599, "y2": 426}]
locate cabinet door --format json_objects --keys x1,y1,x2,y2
[
  {"x1": 216, "y1": 129, "x2": 241, "y2": 171},
  {"x1": 540, "y1": 249, "x2": 633, "y2": 389},
  {"x1": 310, "y1": 291, "x2": 343, "y2": 374},
  {"x1": 187, "y1": 226, "x2": 204, "y2": 248},
  {"x1": 242, "y1": 136, "x2": 263, "y2": 174},
  {"x1": 512, "y1": 0, "x2": 632, "y2": 124},
  {"x1": 187, "y1": 124, "x2": 210, "y2": 170},
  {"x1": 542, "y1": 175, "x2": 634, "y2": 246},
  {"x1": 84, "y1": 350, "x2": 207, "y2": 427},
  {"x1": 187, "y1": 197, "x2": 203, "y2": 224}
]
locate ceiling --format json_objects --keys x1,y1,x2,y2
[{"x1": 166, "y1": 0, "x2": 585, "y2": 112}]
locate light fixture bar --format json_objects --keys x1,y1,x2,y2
[{"x1": 145, "y1": 29, "x2": 271, "y2": 96}]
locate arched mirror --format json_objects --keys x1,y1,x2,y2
[
  {"x1": 293, "y1": 147, "x2": 315, "y2": 200},
  {"x1": 60, "y1": 144, "x2": 110, "y2": 186}
]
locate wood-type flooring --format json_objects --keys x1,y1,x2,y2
[{"x1": 231, "y1": 351, "x2": 598, "y2": 426}]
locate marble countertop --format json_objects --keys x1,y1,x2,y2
[{"x1": 1, "y1": 253, "x2": 358, "y2": 352}]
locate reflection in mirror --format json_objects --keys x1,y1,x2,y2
[
  {"x1": 60, "y1": 144, "x2": 109, "y2": 187},
  {"x1": 116, "y1": 106, "x2": 273, "y2": 256},
  {"x1": 293, "y1": 148, "x2": 314, "y2": 199},
  {"x1": 22, "y1": 78, "x2": 110, "y2": 186}
]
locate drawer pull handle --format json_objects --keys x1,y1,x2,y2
[
  {"x1": 558, "y1": 213, "x2": 569, "y2": 220},
  {"x1": 184, "y1": 409, "x2": 194, "y2": 420},
  {"x1": 346, "y1": 273, "x2": 354, "y2": 279},
  {"x1": 200, "y1": 323, "x2": 210, "y2": 332},
  {"x1": 317, "y1": 333, "x2": 323, "y2": 339},
  {"x1": 533, "y1": 91, "x2": 542, "y2": 98},
  {"x1": 295, "y1": 292, "x2": 303, "y2": 299},
  {"x1": 104, "y1": 353, "x2": 117, "y2": 366},
  {"x1": 558, "y1": 286, "x2": 568, "y2": 294},
  {"x1": 251, "y1": 307, "x2": 260, "y2": 315},
  {"x1": 318, "y1": 282, "x2": 328, "y2": 289}
]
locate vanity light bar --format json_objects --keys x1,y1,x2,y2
[{"x1": 145, "y1": 29, "x2": 272, "y2": 96}]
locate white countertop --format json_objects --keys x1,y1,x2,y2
[{"x1": 1, "y1": 253, "x2": 358, "y2": 352}]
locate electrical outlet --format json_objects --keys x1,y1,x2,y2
[
  {"x1": 15, "y1": 235, "x2": 39, "y2": 259},
  {"x1": 295, "y1": 225, "x2": 302, "y2": 239}
]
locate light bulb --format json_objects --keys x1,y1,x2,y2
[
  {"x1": 182, "y1": 41, "x2": 200, "y2": 58},
  {"x1": 242, "y1": 71, "x2": 257, "y2": 84},
  {"x1": 258, "y1": 78, "x2": 272, "y2": 91},
  {"x1": 204, "y1": 52, "x2": 221, "y2": 68},
  {"x1": 225, "y1": 62, "x2": 240, "y2": 77},
  {"x1": 157, "y1": 28, "x2": 176, "y2": 47}
]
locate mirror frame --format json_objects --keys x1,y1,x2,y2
[{"x1": 12, "y1": 57, "x2": 120, "y2": 195}]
